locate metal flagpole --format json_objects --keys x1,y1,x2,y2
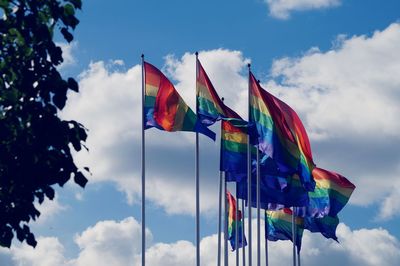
[
  {"x1": 257, "y1": 149, "x2": 261, "y2": 266},
  {"x1": 265, "y1": 212, "x2": 269, "y2": 266},
  {"x1": 141, "y1": 54, "x2": 146, "y2": 266},
  {"x1": 236, "y1": 184, "x2": 239, "y2": 266},
  {"x1": 247, "y1": 63, "x2": 253, "y2": 266},
  {"x1": 218, "y1": 98, "x2": 225, "y2": 266},
  {"x1": 292, "y1": 207, "x2": 296, "y2": 266},
  {"x1": 297, "y1": 250, "x2": 301, "y2": 266},
  {"x1": 224, "y1": 172, "x2": 228, "y2": 266},
  {"x1": 217, "y1": 171, "x2": 223, "y2": 266},
  {"x1": 242, "y1": 199, "x2": 246, "y2": 266},
  {"x1": 195, "y1": 52, "x2": 200, "y2": 266}
]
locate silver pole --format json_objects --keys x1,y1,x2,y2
[
  {"x1": 141, "y1": 54, "x2": 146, "y2": 266},
  {"x1": 292, "y1": 207, "x2": 296, "y2": 266},
  {"x1": 236, "y1": 185, "x2": 239, "y2": 266},
  {"x1": 242, "y1": 199, "x2": 246, "y2": 266},
  {"x1": 247, "y1": 63, "x2": 252, "y2": 266},
  {"x1": 297, "y1": 250, "x2": 301, "y2": 266},
  {"x1": 218, "y1": 171, "x2": 223, "y2": 266},
  {"x1": 195, "y1": 52, "x2": 200, "y2": 266},
  {"x1": 224, "y1": 172, "x2": 228, "y2": 266},
  {"x1": 257, "y1": 150, "x2": 261, "y2": 266},
  {"x1": 265, "y1": 212, "x2": 268, "y2": 266}
]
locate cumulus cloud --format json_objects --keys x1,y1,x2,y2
[
  {"x1": 262, "y1": 23, "x2": 400, "y2": 218},
  {"x1": 1, "y1": 217, "x2": 399, "y2": 266},
  {"x1": 61, "y1": 50, "x2": 249, "y2": 216},
  {"x1": 61, "y1": 23, "x2": 400, "y2": 220},
  {"x1": 33, "y1": 194, "x2": 68, "y2": 225},
  {"x1": 265, "y1": 0, "x2": 341, "y2": 19},
  {"x1": 57, "y1": 42, "x2": 78, "y2": 70}
]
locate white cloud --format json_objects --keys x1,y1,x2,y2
[
  {"x1": 33, "y1": 194, "x2": 68, "y2": 225},
  {"x1": 70, "y1": 217, "x2": 152, "y2": 266},
  {"x1": 8, "y1": 237, "x2": 67, "y2": 266},
  {"x1": 2, "y1": 217, "x2": 399, "y2": 266},
  {"x1": 265, "y1": 0, "x2": 341, "y2": 19},
  {"x1": 61, "y1": 23, "x2": 400, "y2": 220},
  {"x1": 61, "y1": 50, "x2": 249, "y2": 216},
  {"x1": 263, "y1": 23, "x2": 400, "y2": 217},
  {"x1": 57, "y1": 42, "x2": 78, "y2": 70}
]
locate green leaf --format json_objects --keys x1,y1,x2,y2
[{"x1": 63, "y1": 3, "x2": 75, "y2": 16}]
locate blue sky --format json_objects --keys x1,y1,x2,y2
[{"x1": 1, "y1": 0, "x2": 400, "y2": 265}]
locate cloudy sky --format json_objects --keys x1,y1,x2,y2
[{"x1": 2, "y1": 0, "x2": 400, "y2": 265}]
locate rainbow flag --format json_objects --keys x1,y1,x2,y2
[
  {"x1": 221, "y1": 120, "x2": 249, "y2": 182},
  {"x1": 144, "y1": 61, "x2": 215, "y2": 140},
  {"x1": 307, "y1": 167, "x2": 356, "y2": 217},
  {"x1": 249, "y1": 72, "x2": 315, "y2": 191},
  {"x1": 266, "y1": 208, "x2": 304, "y2": 252},
  {"x1": 195, "y1": 59, "x2": 249, "y2": 179},
  {"x1": 237, "y1": 171, "x2": 309, "y2": 209},
  {"x1": 226, "y1": 190, "x2": 247, "y2": 250},
  {"x1": 196, "y1": 59, "x2": 242, "y2": 125},
  {"x1": 304, "y1": 215, "x2": 339, "y2": 241}
]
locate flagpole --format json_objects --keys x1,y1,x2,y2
[
  {"x1": 256, "y1": 149, "x2": 260, "y2": 266},
  {"x1": 297, "y1": 250, "x2": 301, "y2": 266},
  {"x1": 265, "y1": 211, "x2": 268, "y2": 266},
  {"x1": 242, "y1": 199, "x2": 246, "y2": 266},
  {"x1": 217, "y1": 171, "x2": 222, "y2": 266},
  {"x1": 224, "y1": 172, "x2": 228, "y2": 266},
  {"x1": 292, "y1": 207, "x2": 296, "y2": 266},
  {"x1": 247, "y1": 63, "x2": 253, "y2": 266},
  {"x1": 195, "y1": 52, "x2": 200, "y2": 266},
  {"x1": 141, "y1": 54, "x2": 146, "y2": 266},
  {"x1": 236, "y1": 184, "x2": 239, "y2": 266}
]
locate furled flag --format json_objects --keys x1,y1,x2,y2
[
  {"x1": 226, "y1": 190, "x2": 247, "y2": 250},
  {"x1": 144, "y1": 61, "x2": 215, "y2": 140},
  {"x1": 266, "y1": 208, "x2": 304, "y2": 252},
  {"x1": 249, "y1": 72, "x2": 315, "y2": 191}
]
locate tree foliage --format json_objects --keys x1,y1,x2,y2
[{"x1": 0, "y1": 0, "x2": 88, "y2": 248}]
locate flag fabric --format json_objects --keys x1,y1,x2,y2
[
  {"x1": 144, "y1": 61, "x2": 215, "y2": 140},
  {"x1": 304, "y1": 215, "x2": 339, "y2": 241},
  {"x1": 226, "y1": 190, "x2": 247, "y2": 250},
  {"x1": 237, "y1": 171, "x2": 309, "y2": 209},
  {"x1": 196, "y1": 59, "x2": 250, "y2": 179},
  {"x1": 249, "y1": 72, "x2": 315, "y2": 191},
  {"x1": 307, "y1": 167, "x2": 356, "y2": 218},
  {"x1": 221, "y1": 120, "x2": 249, "y2": 182},
  {"x1": 196, "y1": 59, "x2": 242, "y2": 125},
  {"x1": 266, "y1": 208, "x2": 304, "y2": 252}
]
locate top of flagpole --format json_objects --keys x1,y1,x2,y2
[
  {"x1": 247, "y1": 63, "x2": 251, "y2": 71},
  {"x1": 195, "y1": 51, "x2": 199, "y2": 56},
  {"x1": 141, "y1": 54, "x2": 144, "y2": 58}
]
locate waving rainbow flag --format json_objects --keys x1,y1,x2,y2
[
  {"x1": 307, "y1": 167, "x2": 356, "y2": 217},
  {"x1": 144, "y1": 61, "x2": 215, "y2": 140},
  {"x1": 266, "y1": 208, "x2": 304, "y2": 252},
  {"x1": 196, "y1": 58, "x2": 250, "y2": 180},
  {"x1": 305, "y1": 214, "x2": 339, "y2": 241},
  {"x1": 196, "y1": 59, "x2": 242, "y2": 125},
  {"x1": 249, "y1": 72, "x2": 315, "y2": 191},
  {"x1": 226, "y1": 191, "x2": 247, "y2": 250}
]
